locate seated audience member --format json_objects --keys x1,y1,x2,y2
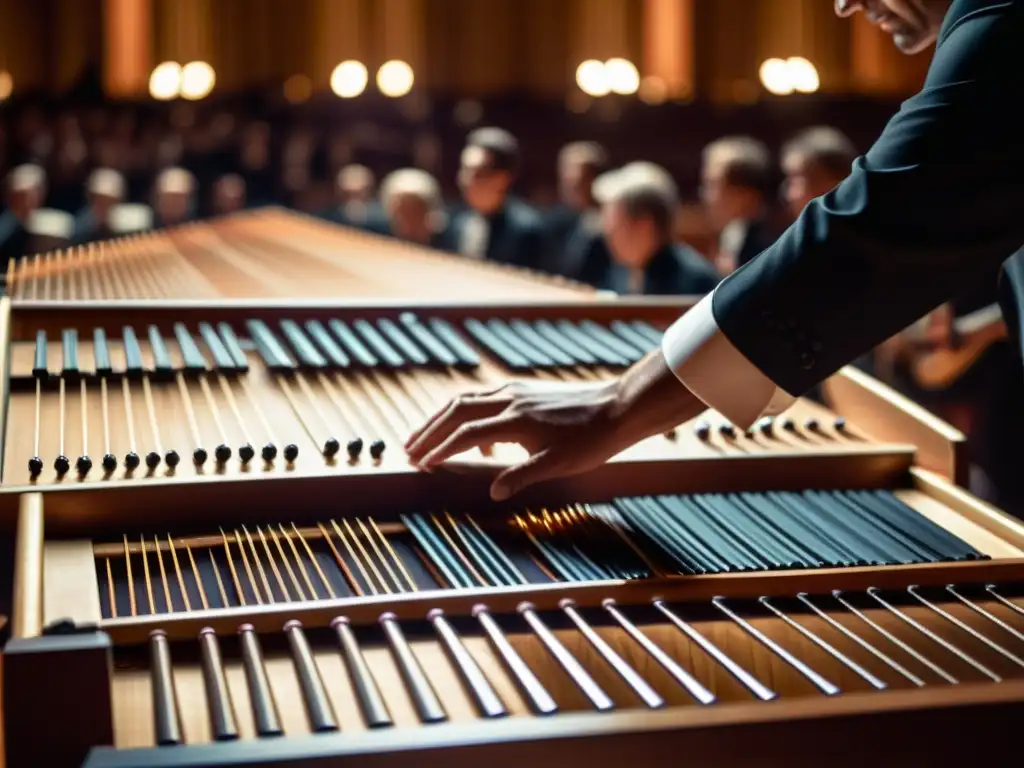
[
  {"x1": 325, "y1": 164, "x2": 382, "y2": 230},
  {"x1": 74, "y1": 168, "x2": 126, "y2": 244},
  {"x1": 545, "y1": 141, "x2": 608, "y2": 276},
  {"x1": 25, "y1": 208, "x2": 75, "y2": 254},
  {"x1": 0, "y1": 164, "x2": 46, "y2": 262},
  {"x1": 108, "y1": 203, "x2": 155, "y2": 236},
  {"x1": 780, "y1": 126, "x2": 857, "y2": 219},
  {"x1": 700, "y1": 136, "x2": 775, "y2": 275},
  {"x1": 450, "y1": 127, "x2": 544, "y2": 269},
  {"x1": 211, "y1": 174, "x2": 247, "y2": 217},
  {"x1": 153, "y1": 167, "x2": 196, "y2": 228},
  {"x1": 594, "y1": 162, "x2": 719, "y2": 296},
  {"x1": 378, "y1": 168, "x2": 450, "y2": 249}
]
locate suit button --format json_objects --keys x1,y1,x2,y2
[{"x1": 799, "y1": 352, "x2": 815, "y2": 370}]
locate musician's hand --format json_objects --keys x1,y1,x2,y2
[{"x1": 405, "y1": 351, "x2": 706, "y2": 501}]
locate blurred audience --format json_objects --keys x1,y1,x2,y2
[
  {"x1": 211, "y1": 173, "x2": 247, "y2": 217},
  {"x1": 326, "y1": 164, "x2": 379, "y2": 229},
  {"x1": 545, "y1": 141, "x2": 608, "y2": 276},
  {"x1": 780, "y1": 126, "x2": 857, "y2": 219},
  {"x1": 378, "y1": 168, "x2": 448, "y2": 248},
  {"x1": 153, "y1": 167, "x2": 196, "y2": 227},
  {"x1": 75, "y1": 168, "x2": 125, "y2": 243},
  {"x1": 594, "y1": 162, "x2": 719, "y2": 296},
  {"x1": 450, "y1": 127, "x2": 544, "y2": 269},
  {"x1": 700, "y1": 136, "x2": 775, "y2": 275},
  {"x1": 0, "y1": 163, "x2": 46, "y2": 260}
]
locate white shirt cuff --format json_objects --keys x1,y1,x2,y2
[{"x1": 661, "y1": 291, "x2": 796, "y2": 430}]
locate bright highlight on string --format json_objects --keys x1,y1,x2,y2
[
  {"x1": 759, "y1": 57, "x2": 820, "y2": 96},
  {"x1": 149, "y1": 62, "x2": 183, "y2": 101},
  {"x1": 180, "y1": 61, "x2": 216, "y2": 101},
  {"x1": 331, "y1": 60, "x2": 368, "y2": 98},
  {"x1": 377, "y1": 60, "x2": 415, "y2": 98}
]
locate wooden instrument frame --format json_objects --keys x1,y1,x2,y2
[
  {"x1": 2, "y1": 295, "x2": 1000, "y2": 768},
  {"x1": 7, "y1": 462, "x2": 1024, "y2": 767},
  {"x1": 0, "y1": 298, "x2": 968, "y2": 527}
]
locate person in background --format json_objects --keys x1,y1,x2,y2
[
  {"x1": 450, "y1": 127, "x2": 544, "y2": 269},
  {"x1": 780, "y1": 126, "x2": 857, "y2": 220},
  {"x1": 24, "y1": 208, "x2": 75, "y2": 254},
  {"x1": 74, "y1": 168, "x2": 126, "y2": 244},
  {"x1": 325, "y1": 164, "x2": 381, "y2": 230},
  {"x1": 211, "y1": 174, "x2": 247, "y2": 217},
  {"x1": 0, "y1": 164, "x2": 46, "y2": 263},
  {"x1": 544, "y1": 141, "x2": 608, "y2": 278},
  {"x1": 595, "y1": 162, "x2": 719, "y2": 296},
  {"x1": 378, "y1": 168, "x2": 450, "y2": 249},
  {"x1": 153, "y1": 167, "x2": 196, "y2": 228},
  {"x1": 700, "y1": 136, "x2": 775, "y2": 275}
]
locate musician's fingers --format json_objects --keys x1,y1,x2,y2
[
  {"x1": 406, "y1": 394, "x2": 508, "y2": 460},
  {"x1": 418, "y1": 415, "x2": 522, "y2": 468}
]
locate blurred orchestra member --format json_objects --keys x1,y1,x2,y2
[
  {"x1": 211, "y1": 174, "x2": 248, "y2": 217},
  {"x1": 700, "y1": 136, "x2": 775, "y2": 275},
  {"x1": 379, "y1": 168, "x2": 450, "y2": 249},
  {"x1": 239, "y1": 121, "x2": 274, "y2": 205},
  {"x1": 452, "y1": 127, "x2": 544, "y2": 269},
  {"x1": 74, "y1": 168, "x2": 126, "y2": 244},
  {"x1": 594, "y1": 162, "x2": 719, "y2": 296},
  {"x1": 24, "y1": 208, "x2": 75, "y2": 254},
  {"x1": 328, "y1": 164, "x2": 380, "y2": 229},
  {"x1": 107, "y1": 203, "x2": 155, "y2": 237},
  {"x1": 0, "y1": 164, "x2": 46, "y2": 262},
  {"x1": 153, "y1": 167, "x2": 196, "y2": 228},
  {"x1": 545, "y1": 141, "x2": 608, "y2": 276},
  {"x1": 780, "y1": 126, "x2": 857, "y2": 219}
]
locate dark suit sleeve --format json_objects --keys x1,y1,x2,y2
[{"x1": 712, "y1": 0, "x2": 1024, "y2": 396}]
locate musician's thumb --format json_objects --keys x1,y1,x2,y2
[{"x1": 491, "y1": 450, "x2": 559, "y2": 502}]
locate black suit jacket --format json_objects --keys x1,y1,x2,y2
[
  {"x1": 734, "y1": 219, "x2": 776, "y2": 270},
  {"x1": 449, "y1": 198, "x2": 545, "y2": 270},
  {"x1": 713, "y1": 0, "x2": 1024, "y2": 396},
  {"x1": 603, "y1": 243, "x2": 720, "y2": 296}
]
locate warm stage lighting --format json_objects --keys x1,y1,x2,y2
[
  {"x1": 759, "y1": 58, "x2": 794, "y2": 96},
  {"x1": 787, "y1": 57, "x2": 820, "y2": 93},
  {"x1": 330, "y1": 60, "x2": 368, "y2": 98},
  {"x1": 605, "y1": 58, "x2": 639, "y2": 95},
  {"x1": 149, "y1": 61, "x2": 182, "y2": 101},
  {"x1": 0, "y1": 71, "x2": 12, "y2": 101},
  {"x1": 638, "y1": 76, "x2": 668, "y2": 105},
  {"x1": 180, "y1": 61, "x2": 215, "y2": 100},
  {"x1": 284, "y1": 74, "x2": 313, "y2": 104},
  {"x1": 575, "y1": 60, "x2": 609, "y2": 97},
  {"x1": 759, "y1": 57, "x2": 820, "y2": 96},
  {"x1": 377, "y1": 60, "x2": 414, "y2": 98}
]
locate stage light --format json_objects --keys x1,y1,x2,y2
[
  {"x1": 759, "y1": 58, "x2": 794, "y2": 95},
  {"x1": 330, "y1": 60, "x2": 368, "y2": 98},
  {"x1": 149, "y1": 61, "x2": 182, "y2": 101},
  {"x1": 605, "y1": 58, "x2": 640, "y2": 95},
  {"x1": 377, "y1": 60, "x2": 414, "y2": 97},
  {"x1": 575, "y1": 60, "x2": 609, "y2": 97},
  {"x1": 787, "y1": 57, "x2": 820, "y2": 93},
  {"x1": 284, "y1": 74, "x2": 313, "y2": 104},
  {"x1": 180, "y1": 61, "x2": 215, "y2": 100},
  {"x1": 0, "y1": 71, "x2": 12, "y2": 101}
]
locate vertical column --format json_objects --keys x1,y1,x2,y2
[
  {"x1": 104, "y1": 0, "x2": 152, "y2": 97},
  {"x1": 172, "y1": 0, "x2": 213, "y2": 63},
  {"x1": 571, "y1": 0, "x2": 631, "y2": 62},
  {"x1": 312, "y1": 0, "x2": 370, "y2": 87},
  {"x1": 642, "y1": 0, "x2": 695, "y2": 98},
  {"x1": 375, "y1": 0, "x2": 426, "y2": 73}
]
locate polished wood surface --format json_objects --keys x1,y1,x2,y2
[{"x1": 4, "y1": 209, "x2": 590, "y2": 303}]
